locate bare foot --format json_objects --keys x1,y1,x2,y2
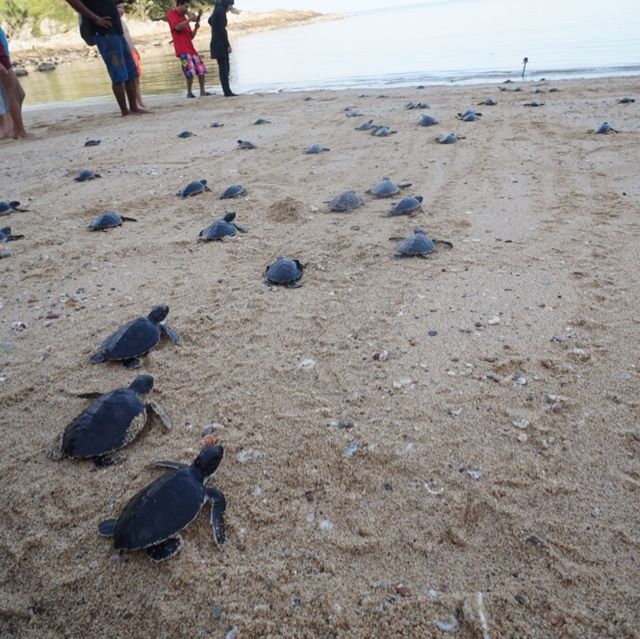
[{"x1": 130, "y1": 108, "x2": 150, "y2": 115}]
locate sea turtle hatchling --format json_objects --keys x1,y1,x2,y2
[
  {"x1": 386, "y1": 196, "x2": 423, "y2": 217},
  {"x1": 199, "y1": 212, "x2": 247, "y2": 241},
  {"x1": 327, "y1": 190, "x2": 365, "y2": 212},
  {"x1": 367, "y1": 177, "x2": 412, "y2": 199},
  {"x1": 0, "y1": 226, "x2": 24, "y2": 243},
  {"x1": 253, "y1": 118, "x2": 271, "y2": 125},
  {"x1": 371, "y1": 125, "x2": 396, "y2": 137},
  {"x1": 237, "y1": 139, "x2": 257, "y2": 149},
  {"x1": 418, "y1": 114, "x2": 439, "y2": 127},
  {"x1": 74, "y1": 170, "x2": 101, "y2": 182},
  {"x1": 90, "y1": 304, "x2": 181, "y2": 369},
  {"x1": 177, "y1": 179, "x2": 210, "y2": 198},
  {"x1": 436, "y1": 133, "x2": 465, "y2": 144},
  {"x1": 593, "y1": 122, "x2": 618, "y2": 134},
  {"x1": 477, "y1": 98, "x2": 496, "y2": 106},
  {"x1": 209, "y1": 122, "x2": 224, "y2": 128},
  {"x1": 457, "y1": 109, "x2": 482, "y2": 121},
  {"x1": 304, "y1": 144, "x2": 330, "y2": 154},
  {"x1": 405, "y1": 101, "x2": 430, "y2": 110},
  {"x1": 98, "y1": 445, "x2": 226, "y2": 562},
  {"x1": 392, "y1": 227, "x2": 453, "y2": 258},
  {"x1": 177, "y1": 130, "x2": 195, "y2": 138},
  {"x1": 84, "y1": 139, "x2": 101, "y2": 147},
  {"x1": 618, "y1": 96, "x2": 635, "y2": 104},
  {"x1": 355, "y1": 120, "x2": 375, "y2": 131},
  {"x1": 0, "y1": 201, "x2": 28, "y2": 216},
  {"x1": 523, "y1": 100, "x2": 544, "y2": 107},
  {"x1": 46, "y1": 375, "x2": 171, "y2": 467},
  {"x1": 220, "y1": 184, "x2": 246, "y2": 199},
  {"x1": 88, "y1": 211, "x2": 137, "y2": 231},
  {"x1": 264, "y1": 256, "x2": 304, "y2": 288}
]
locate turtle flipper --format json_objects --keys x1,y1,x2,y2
[
  {"x1": 232, "y1": 223, "x2": 248, "y2": 233},
  {"x1": 207, "y1": 487, "x2": 226, "y2": 546},
  {"x1": 433, "y1": 239, "x2": 454, "y2": 249},
  {"x1": 120, "y1": 216, "x2": 138, "y2": 222},
  {"x1": 75, "y1": 390, "x2": 103, "y2": 399},
  {"x1": 122, "y1": 357, "x2": 142, "y2": 369},
  {"x1": 146, "y1": 536, "x2": 183, "y2": 562},
  {"x1": 151, "y1": 460, "x2": 189, "y2": 471},
  {"x1": 146, "y1": 400, "x2": 172, "y2": 430},
  {"x1": 161, "y1": 324, "x2": 182, "y2": 345},
  {"x1": 5, "y1": 233, "x2": 24, "y2": 241},
  {"x1": 287, "y1": 282, "x2": 303, "y2": 289},
  {"x1": 98, "y1": 519, "x2": 117, "y2": 537},
  {"x1": 94, "y1": 452, "x2": 126, "y2": 468},
  {"x1": 90, "y1": 352, "x2": 105, "y2": 364}
]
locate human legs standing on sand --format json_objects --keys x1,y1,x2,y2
[
  {"x1": 215, "y1": 55, "x2": 234, "y2": 97},
  {"x1": 0, "y1": 84, "x2": 13, "y2": 139},
  {"x1": 179, "y1": 53, "x2": 209, "y2": 98},
  {"x1": 0, "y1": 27, "x2": 30, "y2": 138},
  {"x1": 209, "y1": 0, "x2": 237, "y2": 97},
  {"x1": 118, "y1": 3, "x2": 147, "y2": 110}
]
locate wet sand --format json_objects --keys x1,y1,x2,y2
[{"x1": 1, "y1": 76, "x2": 639, "y2": 638}]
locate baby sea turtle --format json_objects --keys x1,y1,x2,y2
[
  {"x1": 220, "y1": 184, "x2": 246, "y2": 199},
  {"x1": 405, "y1": 101, "x2": 430, "y2": 110},
  {"x1": 0, "y1": 226, "x2": 24, "y2": 243},
  {"x1": 477, "y1": 98, "x2": 496, "y2": 106},
  {"x1": 371, "y1": 126, "x2": 396, "y2": 137},
  {"x1": 210, "y1": 122, "x2": 224, "y2": 128},
  {"x1": 177, "y1": 130, "x2": 195, "y2": 138},
  {"x1": 177, "y1": 179, "x2": 210, "y2": 198},
  {"x1": 392, "y1": 227, "x2": 453, "y2": 258},
  {"x1": 304, "y1": 144, "x2": 330, "y2": 154},
  {"x1": 199, "y1": 212, "x2": 247, "y2": 241},
  {"x1": 98, "y1": 445, "x2": 226, "y2": 562},
  {"x1": 436, "y1": 133, "x2": 464, "y2": 144},
  {"x1": 594, "y1": 122, "x2": 618, "y2": 134},
  {"x1": 457, "y1": 109, "x2": 482, "y2": 121},
  {"x1": 88, "y1": 211, "x2": 137, "y2": 231},
  {"x1": 46, "y1": 375, "x2": 171, "y2": 467},
  {"x1": 327, "y1": 190, "x2": 365, "y2": 212},
  {"x1": 355, "y1": 120, "x2": 375, "y2": 131},
  {"x1": 0, "y1": 201, "x2": 27, "y2": 216},
  {"x1": 367, "y1": 177, "x2": 411, "y2": 199},
  {"x1": 418, "y1": 114, "x2": 439, "y2": 127},
  {"x1": 523, "y1": 100, "x2": 544, "y2": 107},
  {"x1": 387, "y1": 196, "x2": 423, "y2": 217},
  {"x1": 531, "y1": 88, "x2": 545, "y2": 94},
  {"x1": 253, "y1": 118, "x2": 271, "y2": 125},
  {"x1": 74, "y1": 170, "x2": 101, "y2": 182},
  {"x1": 618, "y1": 96, "x2": 635, "y2": 104},
  {"x1": 84, "y1": 139, "x2": 101, "y2": 147},
  {"x1": 265, "y1": 256, "x2": 304, "y2": 288},
  {"x1": 237, "y1": 139, "x2": 257, "y2": 149},
  {"x1": 90, "y1": 304, "x2": 181, "y2": 369},
  {"x1": 345, "y1": 111, "x2": 363, "y2": 118}
]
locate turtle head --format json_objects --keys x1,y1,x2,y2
[
  {"x1": 148, "y1": 304, "x2": 169, "y2": 324},
  {"x1": 223, "y1": 211, "x2": 236, "y2": 223},
  {"x1": 414, "y1": 227, "x2": 426, "y2": 235},
  {"x1": 129, "y1": 374, "x2": 154, "y2": 395},
  {"x1": 193, "y1": 445, "x2": 224, "y2": 482},
  {"x1": 200, "y1": 179, "x2": 207, "y2": 186}
]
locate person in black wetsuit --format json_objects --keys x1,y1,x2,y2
[{"x1": 208, "y1": 0, "x2": 237, "y2": 97}]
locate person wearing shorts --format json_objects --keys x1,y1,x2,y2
[
  {"x1": 167, "y1": 0, "x2": 209, "y2": 98},
  {"x1": 64, "y1": 0, "x2": 147, "y2": 116},
  {"x1": 0, "y1": 27, "x2": 29, "y2": 139}
]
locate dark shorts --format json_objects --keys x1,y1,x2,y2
[
  {"x1": 179, "y1": 53, "x2": 207, "y2": 79},
  {"x1": 95, "y1": 33, "x2": 138, "y2": 84}
]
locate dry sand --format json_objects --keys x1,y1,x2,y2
[{"x1": 1, "y1": 76, "x2": 639, "y2": 638}]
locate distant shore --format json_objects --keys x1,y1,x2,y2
[{"x1": 10, "y1": 9, "x2": 334, "y2": 72}]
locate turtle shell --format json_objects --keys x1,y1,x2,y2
[
  {"x1": 93, "y1": 318, "x2": 161, "y2": 361},
  {"x1": 369, "y1": 177, "x2": 400, "y2": 198},
  {"x1": 388, "y1": 196, "x2": 423, "y2": 216},
  {"x1": 60, "y1": 386, "x2": 148, "y2": 458},
  {"x1": 84, "y1": 139, "x2": 101, "y2": 147},
  {"x1": 178, "y1": 180, "x2": 208, "y2": 198},
  {"x1": 200, "y1": 213, "x2": 237, "y2": 241},
  {"x1": 418, "y1": 114, "x2": 439, "y2": 127},
  {"x1": 304, "y1": 144, "x2": 330, "y2": 154},
  {"x1": 437, "y1": 133, "x2": 458, "y2": 144},
  {"x1": 177, "y1": 131, "x2": 195, "y2": 138},
  {"x1": 395, "y1": 229, "x2": 436, "y2": 256},
  {"x1": 265, "y1": 256, "x2": 304, "y2": 285},
  {"x1": 74, "y1": 170, "x2": 101, "y2": 182},
  {"x1": 220, "y1": 184, "x2": 246, "y2": 199},
  {"x1": 594, "y1": 122, "x2": 616, "y2": 134},
  {"x1": 237, "y1": 139, "x2": 256, "y2": 149},
  {"x1": 88, "y1": 212, "x2": 125, "y2": 230},
  {"x1": 328, "y1": 191, "x2": 364, "y2": 212},
  {"x1": 355, "y1": 120, "x2": 374, "y2": 131},
  {"x1": 371, "y1": 126, "x2": 394, "y2": 137},
  {"x1": 0, "y1": 201, "x2": 23, "y2": 215}
]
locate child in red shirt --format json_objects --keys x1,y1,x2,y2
[{"x1": 167, "y1": 0, "x2": 209, "y2": 98}]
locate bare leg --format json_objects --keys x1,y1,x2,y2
[
  {"x1": 0, "y1": 113, "x2": 13, "y2": 139},
  {"x1": 125, "y1": 78, "x2": 147, "y2": 114},
  {"x1": 0, "y1": 71, "x2": 28, "y2": 138},
  {"x1": 111, "y1": 82, "x2": 130, "y2": 116},
  {"x1": 197, "y1": 74, "x2": 207, "y2": 96},
  {"x1": 134, "y1": 77, "x2": 146, "y2": 110},
  {"x1": 186, "y1": 76, "x2": 194, "y2": 98}
]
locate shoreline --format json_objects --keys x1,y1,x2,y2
[{"x1": 1, "y1": 75, "x2": 639, "y2": 638}]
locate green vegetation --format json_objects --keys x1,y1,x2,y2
[{"x1": 0, "y1": 0, "x2": 217, "y2": 33}]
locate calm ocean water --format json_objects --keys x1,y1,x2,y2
[{"x1": 21, "y1": 0, "x2": 640, "y2": 106}]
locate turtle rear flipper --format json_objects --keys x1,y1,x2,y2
[
  {"x1": 94, "y1": 452, "x2": 126, "y2": 468},
  {"x1": 161, "y1": 324, "x2": 182, "y2": 344},
  {"x1": 146, "y1": 536, "x2": 183, "y2": 562},
  {"x1": 98, "y1": 519, "x2": 117, "y2": 537},
  {"x1": 207, "y1": 487, "x2": 226, "y2": 546},
  {"x1": 122, "y1": 357, "x2": 142, "y2": 369},
  {"x1": 146, "y1": 400, "x2": 172, "y2": 430}
]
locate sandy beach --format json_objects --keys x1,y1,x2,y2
[{"x1": 1, "y1": 76, "x2": 639, "y2": 638}]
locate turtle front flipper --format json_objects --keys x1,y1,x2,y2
[
  {"x1": 433, "y1": 239, "x2": 454, "y2": 249},
  {"x1": 151, "y1": 460, "x2": 189, "y2": 471},
  {"x1": 232, "y1": 223, "x2": 248, "y2": 233},
  {"x1": 146, "y1": 536, "x2": 183, "y2": 562},
  {"x1": 146, "y1": 400, "x2": 172, "y2": 430},
  {"x1": 90, "y1": 352, "x2": 106, "y2": 364},
  {"x1": 122, "y1": 357, "x2": 142, "y2": 369},
  {"x1": 98, "y1": 519, "x2": 117, "y2": 537},
  {"x1": 207, "y1": 487, "x2": 227, "y2": 546},
  {"x1": 161, "y1": 324, "x2": 182, "y2": 345},
  {"x1": 75, "y1": 390, "x2": 103, "y2": 399},
  {"x1": 120, "y1": 216, "x2": 138, "y2": 222}
]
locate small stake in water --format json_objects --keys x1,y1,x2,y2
[{"x1": 521, "y1": 56, "x2": 528, "y2": 79}]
